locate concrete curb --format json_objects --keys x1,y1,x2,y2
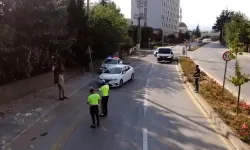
[
  {"x1": 1, "y1": 77, "x2": 96, "y2": 150},
  {"x1": 177, "y1": 64, "x2": 249, "y2": 150}
]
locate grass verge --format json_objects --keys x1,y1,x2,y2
[
  {"x1": 188, "y1": 43, "x2": 208, "y2": 51},
  {"x1": 179, "y1": 56, "x2": 250, "y2": 145}
]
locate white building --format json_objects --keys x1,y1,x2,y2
[{"x1": 131, "y1": 0, "x2": 180, "y2": 36}]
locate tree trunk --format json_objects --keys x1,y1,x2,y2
[
  {"x1": 219, "y1": 29, "x2": 223, "y2": 44},
  {"x1": 236, "y1": 85, "x2": 241, "y2": 115},
  {"x1": 246, "y1": 44, "x2": 249, "y2": 53}
]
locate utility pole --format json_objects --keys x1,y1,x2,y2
[
  {"x1": 86, "y1": 0, "x2": 90, "y2": 14},
  {"x1": 162, "y1": 30, "x2": 164, "y2": 46},
  {"x1": 134, "y1": 0, "x2": 146, "y2": 54}
]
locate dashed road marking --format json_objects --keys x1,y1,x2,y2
[{"x1": 143, "y1": 128, "x2": 148, "y2": 150}]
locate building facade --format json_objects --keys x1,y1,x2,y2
[{"x1": 131, "y1": 0, "x2": 180, "y2": 36}]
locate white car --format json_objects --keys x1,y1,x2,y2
[
  {"x1": 97, "y1": 64, "x2": 135, "y2": 87},
  {"x1": 156, "y1": 47, "x2": 174, "y2": 63},
  {"x1": 99, "y1": 57, "x2": 123, "y2": 73},
  {"x1": 202, "y1": 38, "x2": 212, "y2": 43},
  {"x1": 154, "y1": 46, "x2": 174, "y2": 57}
]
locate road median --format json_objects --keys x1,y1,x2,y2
[
  {"x1": 188, "y1": 42, "x2": 208, "y2": 51},
  {"x1": 178, "y1": 56, "x2": 250, "y2": 150}
]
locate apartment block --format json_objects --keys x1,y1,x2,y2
[{"x1": 131, "y1": 0, "x2": 180, "y2": 36}]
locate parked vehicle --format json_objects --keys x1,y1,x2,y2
[
  {"x1": 99, "y1": 56, "x2": 123, "y2": 74},
  {"x1": 97, "y1": 64, "x2": 135, "y2": 87},
  {"x1": 156, "y1": 47, "x2": 174, "y2": 63}
]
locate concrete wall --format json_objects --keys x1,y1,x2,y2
[{"x1": 0, "y1": 69, "x2": 82, "y2": 105}]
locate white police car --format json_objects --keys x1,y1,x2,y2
[{"x1": 99, "y1": 57, "x2": 123, "y2": 74}]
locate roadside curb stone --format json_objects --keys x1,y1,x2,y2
[{"x1": 177, "y1": 63, "x2": 249, "y2": 150}]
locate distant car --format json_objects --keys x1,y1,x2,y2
[
  {"x1": 202, "y1": 38, "x2": 212, "y2": 43},
  {"x1": 153, "y1": 49, "x2": 159, "y2": 56},
  {"x1": 156, "y1": 47, "x2": 174, "y2": 63},
  {"x1": 97, "y1": 64, "x2": 134, "y2": 87},
  {"x1": 99, "y1": 57, "x2": 123, "y2": 74}
]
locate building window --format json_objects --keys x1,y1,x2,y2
[
  {"x1": 144, "y1": 22, "x2": 147, "y2": 27},
  {"x1": 144, "y1": 1, "x2": 147, "y2": 7},
  {"x1": 144, "y1": 8, "x2": 147, "y2": 14}
]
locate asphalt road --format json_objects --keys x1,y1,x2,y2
[
  {"x1": 190, "y1": 42, "x2": 250, "y2": 103},
  {"x1": 3, "y1": 54, "x2": 233, "y2": 150}
]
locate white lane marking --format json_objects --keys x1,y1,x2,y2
[
  {"x1": 144, "y1": 94, "x2": 148, "y2": 117},
  {"x1": 204, "y1": 51, "x2": 233, "y2": 73},
  {"x1": 144, "y1": 78, "x2": 150, "y2": 117},
  {"x1": 149, "y1": 70, "x2": 152, "y2": 76},
  {"x1": 143, "y1": 128, "x2": 148, "y2": 150},
  {"x1": 216, "y1": 62, "x2": 233, "y2": 72}
]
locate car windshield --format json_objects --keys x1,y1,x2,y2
[
  {"x1": 103, "y1": 67, "x2": 122, "y2": 74},
  {"x1": 104, "y1": 59, "x2": 118, "y2": 64},
  {"x1": 158, "y1": 48, "x2": 171, "y2": 54}
]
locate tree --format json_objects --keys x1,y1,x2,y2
[
  {"x1": 100, "y1": 0, "x2": 109, "y2": 6},
  {"x1": 213, "y1": 9, "x2": 234, "y2": 44},
  {"x1": 178, "y1": 30, "x2": 190, "y2": 42},
  {"x1": 192, "y1": 24, "x2": 201, "y2": 38},
  {"x1": 0, "y1": 0, "x2": 69, "y2": 84},
  {"x1": 88, "y1": 2, "x2": 129, "y2": 57},
  {"x1": 129, "y1": 25, "x2": 153, "y2": 48},
  {"x1": 225, "y1": 12, "x2": 250, "y2": 115},
  {"x1": 184, "y1": 32, "x2": 191, "y2": 40}
]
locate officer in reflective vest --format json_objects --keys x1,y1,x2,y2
[
  {"x1": 98, "y1": 81, "x2": 110, "y2": 117},
  {"x1": 87, "y1": 87, "x2": 100, "y2": 128}
]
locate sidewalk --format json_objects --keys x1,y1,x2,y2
[{"x1": 0, "y1": 72, "x2": 96, "y2": 148}]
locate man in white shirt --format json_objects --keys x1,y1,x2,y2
[{"x1": 58, "y1": 70, "x2": 68, "y2": 100}]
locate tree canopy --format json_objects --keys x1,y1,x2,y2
[
  {"x1": 213, "y1": 9, "x2": 234, "y2": 44},
  {"x1": 0, "y1": 0, "x2": 131, "y2": 85}
]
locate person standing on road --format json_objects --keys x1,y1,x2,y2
[
  {"x1": 58, "y1": 70, "x2": 68, "y2": 100},
  {"x1": 98, "y1": 81, "x2": 110, "y2": 117},
  {"x1": 193, "y1": 65, "x2": 201, "y2": 93},
  {"x1": 87, "y1": 87, "x2": 100, "y2": 128}
]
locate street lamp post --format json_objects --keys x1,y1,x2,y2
[{"x1": 134, "y1": 0, "x2": 147, "y2": 54}]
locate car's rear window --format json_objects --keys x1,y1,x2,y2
[
  {"x1": 158, "y1": 48, "x2": 171, "y2": 54},
  {"x1": 104, "y1": 59, "x2": 118, "y2": 64}
]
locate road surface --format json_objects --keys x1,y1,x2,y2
[
  {"x1": 190, "y1": 42, "x2": 250, "y2": 103},
  {"x1": 3, "y1": 54, "x2": 233, "y2": 150}
]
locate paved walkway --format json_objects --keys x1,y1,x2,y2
[{"x1": 0, "y1": 72, "x2": 96, "y2": 148}]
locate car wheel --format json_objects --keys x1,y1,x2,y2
[
  {"x1": 119, "y1": 79, "x2": 123, "y2": 87},
  {"x1": 130, "y1": 73, "x2": 134, "y2": 81}
]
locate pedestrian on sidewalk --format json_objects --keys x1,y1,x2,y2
[
  {"x1": 87, "y1": 87, "x2": 100, "y2": 128},
  {"x1": 97, "y1": 81, "x2": 110, "y2": 117},
  {"x1": 193, "y1": 65, "x2": 201, "y2": 93},
  {"x1": 58, "y1": 70, "x2": 68, "y2": 100}
]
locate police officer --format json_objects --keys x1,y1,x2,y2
[
  {"x1": 87, "y1": 87, "x2": 100, "y2": 128},
  {"x1": 193, "y1": 65, "x2": 201, "y2": 93},
  {"x1": 98, "y1": 81, "x2": 110, "y2": 117}
]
